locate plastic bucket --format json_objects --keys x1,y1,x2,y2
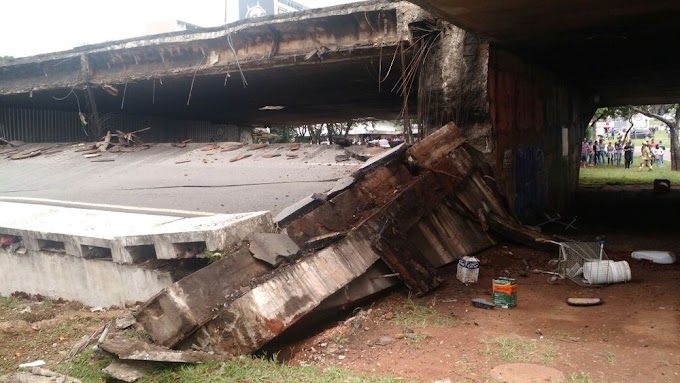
[
  {"x1": 583, "y1": 260, "x2": 612, "y2": 284},
  {"x1": 583, "y1": 260, "x2": 630, "y2": 284},
  {"x1": 608, "y1": 261, "x2": 631, "y2": 283}
]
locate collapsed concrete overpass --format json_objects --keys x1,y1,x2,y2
[
  {"x1": 0, "y1": 1, "x2": 427, "y2": 140},
  {"x1": 3, "y1": 0, "x2": 678, "y2": 218}
]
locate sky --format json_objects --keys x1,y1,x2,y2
[{"x1": 0, "y1": 0, "x2": 362, "y2": 58}]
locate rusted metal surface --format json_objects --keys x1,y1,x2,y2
[
  {"x1": 488, "y1": 47, "x2": 592, "y2": 217},
  {"x1": 0, "y1": 108, "x2": 86, "y2": 142}
]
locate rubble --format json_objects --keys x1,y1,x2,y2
[
  {"x1": 102, "y1": 360, "x2": 154, "y2": 383},
  {"x1": 129, "y1": 122, "x2": 558, "y2": 359},
  {"x1": 248, "y1": 233, "x2": 300, "y2": 266},
  {"x1": 0, "y1": 367, "x2": 81, "y2": 383},
  {"x1": 100, "y1": 337, "x2": 215, "y2": 363}
]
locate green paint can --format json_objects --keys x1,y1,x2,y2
[{"x1": 492, "y1": 277, "x2": 517, "y2": 309}]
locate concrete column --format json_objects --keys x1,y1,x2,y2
[{"x1": 417, "y1": 24, "x2": 492, "y2": 154}]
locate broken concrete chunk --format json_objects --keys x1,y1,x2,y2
[
  {"x1": 100, "y1": 337, "x2": 213, "y2": 363},
  {"x1": 248, "y1": 233, "x2": 300, "y2": 266},
  {"x1": 335, "y1": 154, "x2": 350, "y2": 162},
  {"x1": 304, "y1": 232, "x2": 347, "y2": 251},
  {"x1": 326, "y1": 177, "x2": 355, "y2": 199},
  {"x1": 0, "y1": 367, "x2": 81, "y2": 383},
  {"x1": 274, "y1": 194, "x2": 325, "y2": 226},
  {"x1": 103, "y1": 360, "x2": 155, "y2": 382},
  {"x1": 135, "y1": 246, "x2": 271, "y2": 347},
  {"x1": 115, "y1": 314, "x2": 137, "y2": 330}
]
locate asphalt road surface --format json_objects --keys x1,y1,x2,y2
[{"x1": 0, "y1": 143, "x2": 362, "y2": 215}]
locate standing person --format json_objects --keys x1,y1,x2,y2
[
  {"x1": 615, "y1": 141, "x2": 623, "y2": 167},
  {"x1": 581, "y1": 140, "x2": 589, "y2": 168},
  {"x1": 656, "y1": 144, "x2": 665, "y2": 167},
  {"x1": 623, "y1": 141, "x2": 634, "y2": 169},
  {"x1": 598, "y1": 139, "x2": 606, "y2": 165},
  {"x1": 639, "y1": 143, "x2": 653, "y2": 171},
  {"x1": 606, "y1": 142, "x2": 614, "y2": 165},
  {"x1": 592, "y1": 141, "x2": 599, "y2": 166}
]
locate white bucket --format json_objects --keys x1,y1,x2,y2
[
  {"x1": 583, "y1": 260, "x2": 631, "y2": 284},
  {"x1": 608, "y1": 260, "x2": 631, "y2": 283}
]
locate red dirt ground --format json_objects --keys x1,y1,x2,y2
[{"x1": 1, "y1": 186, "x2": 678, "y2": 382}]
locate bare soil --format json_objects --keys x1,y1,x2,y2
[{"x1": 1, "y1": 186, "x2": 678, "y2": 382}]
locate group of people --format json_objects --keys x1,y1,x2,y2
[{"x1": 581, "y1": 138, "x2": 665, "y2": 171}]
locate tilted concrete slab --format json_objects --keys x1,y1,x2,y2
[{"x1": 135, "y1": 245, "x2": 273, "y2": 348}]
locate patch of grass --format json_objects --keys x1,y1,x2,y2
[
  {"x1": 404, "y1": 332, "x2": 431, "y2": 346},
  {"x1": 603, "y1": 351, "x2": 616, "y2": 365},
  {"x1": 137, "y1": 356, "x2": 408, "y2": 383},
  {"x1": 0, "y1": 296, "x2": 18, "y2": 309},
  {"x1": 481, "y1": 337, "x2": 537, "y2": 362},
  {"x1": 579, "y1": 157, "x2": 680, "y2": 186},
  {"x1": 56, "y1": 352, "x2": 408, "y2": 383},
  {"x1": 567, "y1": 372, "x2": 605, "y2": 383},
  {"x1": 56, "y1": 347, "x2": 112, "y2": 382},
  {"x1": 542, "y1": 349, "x2": 556, "y2": 365},
  {"x1": 392, "y1": 295, "x2": 455, "y2": 328},
  {"x1": 124, "y1": 327, "x2": 153, "y2": 342}
]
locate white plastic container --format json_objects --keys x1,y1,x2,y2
[
  {"x1": 583, "y1": 260, "x2": 631, "y2": 284},
  {"x1": 631, "y1": 250, "x2": 676, "y2": 264},
  {"x1": 456, "y1": 256, "x2": 480, "y2": 284}
]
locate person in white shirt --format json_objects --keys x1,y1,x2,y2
[{"x1": 654, "y1": 145, "x2": 665, "y2": 166}]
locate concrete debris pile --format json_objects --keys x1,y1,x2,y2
[
  {"x1": 73, "y1": 127, "x2": 152, "y2": 159},
  {"x1": 129, "y1": 122, "x2": 554, "y2": 362}
]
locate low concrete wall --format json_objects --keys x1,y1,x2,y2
[{"x1": 0, "y1": 251, "x2": 173, "y2": 307}]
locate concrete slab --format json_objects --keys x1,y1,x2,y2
[
  {"x1": 273, "y1": 194, "x2": 324, "y2": 226},
  {"x1": 326, "y1": 177, "x2": 355, "y2": 199},
  {"x1": 355, "y1": 143, "x2": 406, "y2": 175},
  {"x1": 135, "y1": 246, "x2": 272, "y2": 347},
  {"x1": 0, "y1": 251, "x2": 173, "y2": 307},
  {"x1": 100, "y1": 338, "x2": 215, "y2": 363},
  {"x1": 248, "y1": 233, "x2": 300, "y2": 266},
  {"x1": 0, "y1": 201, "x2": 274, "y2": 264},
  {"x1": 117, "y1": 211, "x2": 274, "y2": 261}
]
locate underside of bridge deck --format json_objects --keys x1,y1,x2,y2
[{"x1": 411, "y1": 0, "x2": 680, "y2": 106}]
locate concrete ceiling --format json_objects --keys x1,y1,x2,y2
[{"x1": 411, "y1": 0, "x2": 680, "y2": 106}]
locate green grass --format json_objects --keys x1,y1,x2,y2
[
  {"x1": 0, "y1": 295, "x2": 18, "y2": 309},
  {"x1": 603, "y1": 351, "x2": 616, "y2": 365},
  {"x1": 392, "y1": 295, "x2": 455, "y2": 328},
  {"x1": 480, "y1": 337, "x2": 538, "y2": 363},
  {"x1": 567, "y1": 372, "x2": 605, "y2": 383},
  {"x1": 579, "y1": 159, "x2": 680, "y2": 186},
  {"x1": 57, "y1": 351, "x2": 409, "y2": 383}
]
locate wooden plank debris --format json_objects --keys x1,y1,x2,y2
[
  {"x1": 171, "y1": 139, "x2": 192, "y2": 148},
  {"x1": 229, "y1": 153, "x2": 252, "y2": 162},
  {"x1": 200, "y1": 144, "x2": 220, "y2": 151},
  {"x1": 220, "y1": 144, "x2": 244, "y2": 152},
  {"x1": 248, "y1": 143, "x2": 269, "y2": 151},
  {"x1": 261, "y1": 153, "x2": 281, "y2": 158}
]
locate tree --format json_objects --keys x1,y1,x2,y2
[
  {"x1": 629, "y1": 104, "x2": 679, "y2": 171},
  {"x1": 0, "y1": 56, "x2": 14, "y2": 65},
  {"x1": 593, "y1": 105, "x2": 679, "y2": 171}
]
